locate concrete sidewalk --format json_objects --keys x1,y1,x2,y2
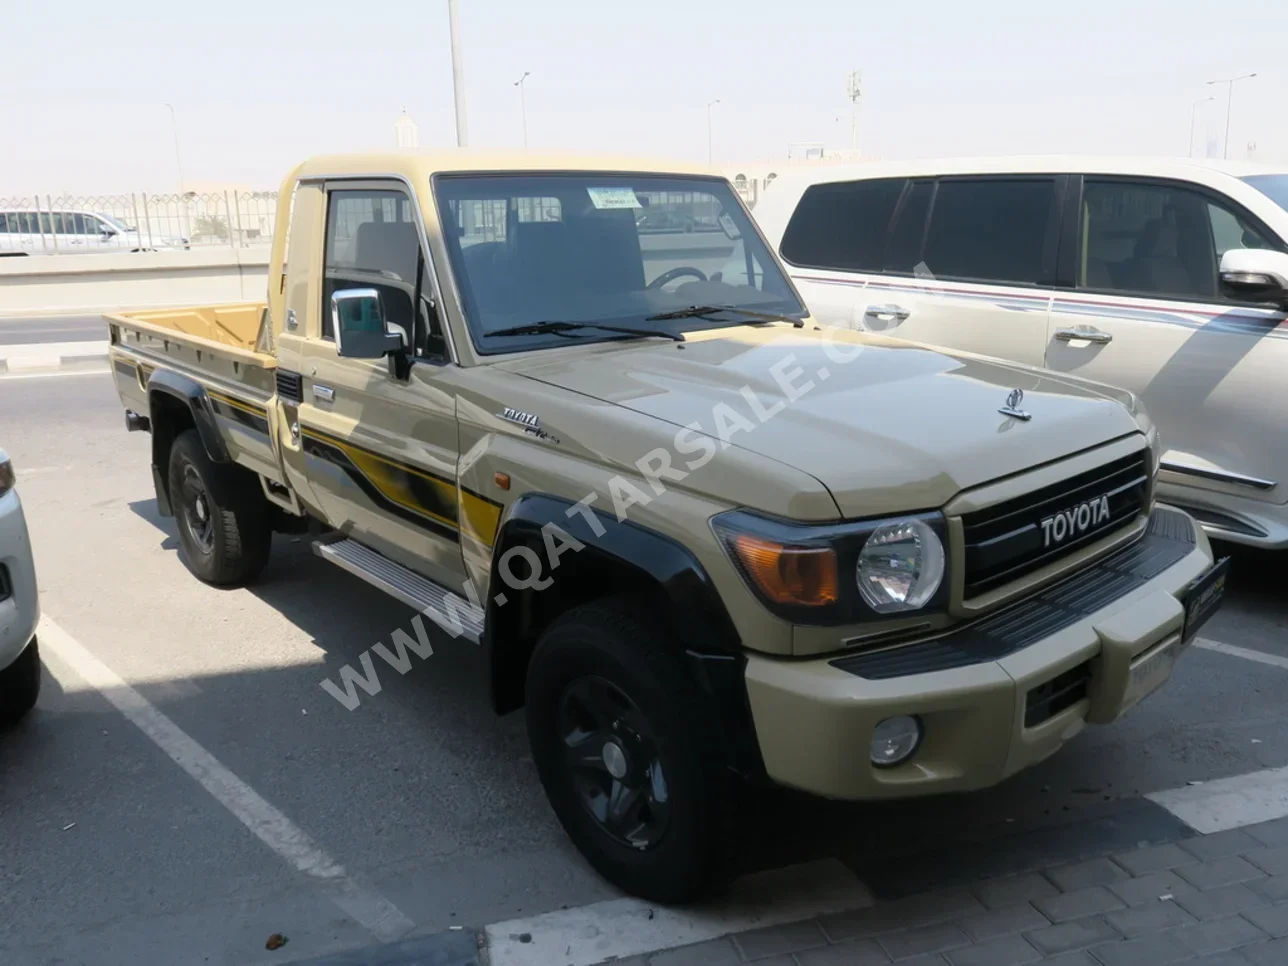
[
  {"x1": 608, "y1": 816, "x2": 1288, "y2": 966},
  {"x1": 0, "y1": 339, "x2": 109, "y2": 373}
]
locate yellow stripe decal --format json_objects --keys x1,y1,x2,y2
[{"x1": 460, "y1": 490, "x2": 503, "y2": 549}]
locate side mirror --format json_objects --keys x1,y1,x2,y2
[
  {"x1": 99, "y1": 226, "x2": 117, "y2": 238},
  {"x1": 332, "y1": 289, "x2": 405, "y2": 359},
  {"x1": 1219, "y1": 249, "x2": 1288, "y2": 308}
]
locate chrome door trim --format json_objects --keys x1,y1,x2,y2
[{"x1": 1160, "y1": 459, "x2": 1277, "y2": 491}]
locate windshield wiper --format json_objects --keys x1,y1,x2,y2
[
  {"x1": 488, "y1": 320, "x2": 684, "y2": 342},
  {"x1": 645, "y1": 304, "x2": 805, "y2": 327}
]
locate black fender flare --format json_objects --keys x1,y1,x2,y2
[
  {"x1": 484, "y1": 493, "x2": 767, "y2": 783},
  {"x1": 147, "y1": 369, "x2": 230, "y2": 465}
]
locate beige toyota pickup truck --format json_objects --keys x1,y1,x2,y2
[{"x1": 107, "y1": 151, "x2": 1228, "y2": 904}]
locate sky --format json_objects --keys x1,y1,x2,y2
[{"x1": 2, "y1": 0, "x2": 1285, "y2": 195}]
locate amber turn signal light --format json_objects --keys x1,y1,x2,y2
[{"x1": 728, "y1": 534, "x2": 839, "y2": 606}]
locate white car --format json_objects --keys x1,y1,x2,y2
[
  {"x1": 0, "y1": 447, "x2": 41, "y2": 724},
  {"x1": 752, "y1": 157, "x2": 1288, "y2": 549},
  {"x1": 0, "y1": 208, "x2": 188, "y2": 255}
]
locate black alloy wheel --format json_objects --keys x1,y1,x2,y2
[{"x1": 557, "y1": 675, "x2": 671, "y2": 851}]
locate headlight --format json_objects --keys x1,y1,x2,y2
[
  {"x1": 857, "y1": 518, "x2": 945, "y2": 613},
  {"x1": 0, "y1": 457, "x2": 14, "y2": 498},
  {"x1": 712, "y1": 509, "x2": 948, "y2": 625}
]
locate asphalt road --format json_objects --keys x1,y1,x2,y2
[
  {"x1": 0, "y1": 315, "x2": 106, "y2": 345},
  {"x1": 4, "y1": 370, "x2": 1288, "y2": 964}
]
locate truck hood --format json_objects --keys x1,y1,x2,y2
[{"x1": 500, "y1": 326, "x2": 1144, "y2": 518}]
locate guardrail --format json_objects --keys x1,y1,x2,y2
[{"x1": 0, "y1": 191, "x2": 278, "y2": 255}]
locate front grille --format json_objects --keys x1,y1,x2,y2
[
  {"x1": 1025, "y1": 661, "x2": 1092, "y2": 727},
  {"x1": 961, "y1": 449, "x2": 1150, "y2": 598},
  {"x1": 832, "y1": 507, "x2": 1193, "y2": 681},
  {"x1": 0, "y1": 564, "x2": 10, "y2": 602}
]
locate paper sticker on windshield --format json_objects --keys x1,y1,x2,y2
[
  {"x1": 718, "y1": 212, "x2": 742, "y2": 240},
  {"x1": 587, "y1": 187, "x2": 643, "y2": 210}
]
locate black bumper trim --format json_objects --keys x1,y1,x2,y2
[{"x1": 831, "y1": 507, "x2": 1195, "y2": 681}]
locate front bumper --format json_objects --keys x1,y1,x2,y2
[
  {"x1": 0, "y1": 487, "x2": 40, "y2": 671},
  {"x1": 745, "y1": 506, "x2": 1220, "y2": 801}
]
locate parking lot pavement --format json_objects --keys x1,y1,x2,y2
[{"x1": 6, "y1": 372, "x2": 1288, "y2": 965}]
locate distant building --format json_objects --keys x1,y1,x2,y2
[{"x1": 394, "y1": 109, "x2": 420, "y2": 149}]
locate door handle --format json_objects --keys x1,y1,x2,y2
[
  {"x1": 312, "y1": 384, "x2": 335, "y2": 403},
  {"x1": 1054, "y1": 325, "x2": 1113, "y2": 345},
  {"x1": 864, "y1": 303, "x2": 911, "y2": 322}
]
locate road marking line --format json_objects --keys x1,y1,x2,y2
[
  {"x1": 0, "y1": 368, "x2": 110, "y2": 382},
  {"x1": 0, "y1": 338, "x2": 109, "y2": 360},
  {"x1": 6, "y1": 355, "x2": 63, "y2": 370},
  {"x1": 37, "y1": 615, "x2": 415, "y2": 943},
  {"x1": 484, "y1": 858, "x2": 870, "y2": 966},
  {"x1": 1148, "y1": 764, "x2": 1288, "y2": 834},
  {"x1": 1194, "y1": 637, "x2": 1288, "y2": 671}
]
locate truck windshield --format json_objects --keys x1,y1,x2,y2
[
  {"x1": 1242, "y1": 174, "x2": 1288, "y2": 216},
  {"x1": 433, "y1": 173, "x2": 804, "y2": 354}
]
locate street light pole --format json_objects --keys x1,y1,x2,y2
[
  {"x1": 514, "y1": 71, "x2": 531, "y2": 148},
  {"x1": 1189, "y1": 96, "x2": 1213, "y2": 157},
  {"x1": 1206, "y1": 72, "x2": 1257, "y2": 159},
  {"x1": 164, "y1": 103, "x2": 184, "y2": 196},
  {"x1": 447, "y1": 0, "x2": 468, "y2": 147},
  {"x1": 707, "y1": 99, "x2": 721, "y2": 164}
]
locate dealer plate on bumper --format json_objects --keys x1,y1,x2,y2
[
  {"x1": 1122, "y1": 557, "x2": 1230, "y2": 711},
  {"x1": 1182, "y1": 556, "x2": 1230, "y2": 645}
]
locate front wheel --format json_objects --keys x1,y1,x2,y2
[
  {"x1": 168, "y1": 430, "x2": 271, "y2": 586},
  {"x1": 0, "y1": 638, "x2": 41, "y2": 726},
  {"x1": 525, "y1": 599, "x2": 731, "y2": 904}
]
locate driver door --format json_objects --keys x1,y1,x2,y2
[{"x1": 297, "y1": 181, "x2": 466, "y2": 588}]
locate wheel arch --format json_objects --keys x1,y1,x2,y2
[
  {"x1": 484, "y1": 493, "x2": 766, "y2": 782},
  {"x1": 146, "y1": 370, "x2": 229, "y2": 515}
]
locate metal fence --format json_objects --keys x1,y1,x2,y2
[{"x1": 0, "y1": 191, "x2": 279, "y2": 255}]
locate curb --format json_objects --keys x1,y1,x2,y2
[{"x1": 288, "y1": 929, "x2": 484, "y2": 966}]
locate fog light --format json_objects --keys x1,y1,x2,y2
[{"x1": 871, "y1": 715, "x2": 922, "y2": 768}]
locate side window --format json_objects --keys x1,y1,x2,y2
[
  {"x1": 0, "y1": 214, "x2": 8, "y2": 233},
  {"x1": 322, "y1": 188, "x2": 445, "y2": 358},
  {"x1": 778, "y1": 178, "x2": 905, "y2": 272},
  {"x1": 1080, "y1": 180, "x2": 1274, "y2": 302},
  {"x1": 922, "y1": 179, "x2": 1055, "y2": 285},
  {"x1": 1208, "y1": 202, "x2": 1271, "y2": 260}
]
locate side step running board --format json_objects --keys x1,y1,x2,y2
[{"x1": 313, "y1": 537, "x2": 485, "y2": 644}]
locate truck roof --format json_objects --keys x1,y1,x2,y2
[{"x1": 294, "y1": 150, "x2": 722, "y2": 180}]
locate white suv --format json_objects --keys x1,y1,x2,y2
[
  {"x1": 753, "y1": 157, "x2": 1288, "y2": 549},
  {"x1": 0, "y1": 209, "x2": 188, "y2": 255},
  {"x1": 0, "y1": 448, "x2": 41, "y2": 724}
]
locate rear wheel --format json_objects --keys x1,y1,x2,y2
[
  {"x1": 525, "y1": 599, "x2": 731, "y2": 903},
  {"x1": 168, "y1": 430, "x2": 271, "y2": 586},
  {"x1": 0, "y1": 638, "x2": 41, "y2": 726}
]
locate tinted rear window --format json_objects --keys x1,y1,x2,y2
[
  {"x1": 779, "y1": 179, "x2": 904, "y2": 271},
  {"x1": 922, "y1": 179, "x2": 1055, "y2": 285}
]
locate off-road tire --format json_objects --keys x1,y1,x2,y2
[
  {"x1": 0, "y1": 637, "x2": 41, "y2": 726},
  {"x1": 525, "y1": 598, "x2": 733, "y2": 904},
  {"x1": 168, "y1": 429, "x2": 271, "y2": 586}
]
